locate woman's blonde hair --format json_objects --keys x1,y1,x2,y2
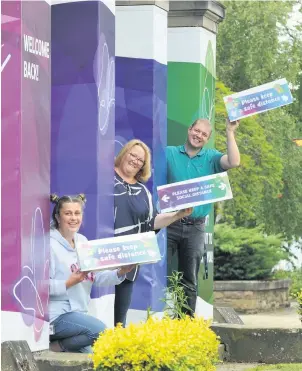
[{"x1": 115, "y1": 139, "x2": 152, "y2": 183}]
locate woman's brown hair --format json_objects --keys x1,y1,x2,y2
[{"x1": 50, "y1": 193, "x2": 86, "y2": 229}]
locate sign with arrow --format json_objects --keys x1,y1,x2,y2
[
  {"x1": 223, "y1": 78, "x2": 293, "y2": 121},
  {"x1": 157, "y1": 172, "x2": 233, "y2": 213}
]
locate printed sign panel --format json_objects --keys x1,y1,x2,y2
[
  {"x1": 76, "y1": 232, "x2": 161, "y2": 272},
  {"x1": 224, "y1": 78, "x2": 293, "y2": 121},
  {"x1": 1, "y1": 0, "x2": 51, "y2": 351},
  {"x1": 157, "y1": 172, "x2": 233, "y2": 213}
]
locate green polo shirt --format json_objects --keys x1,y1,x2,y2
[{"x1": 166, "y1": 145, "x2": 224, "y2": 218}]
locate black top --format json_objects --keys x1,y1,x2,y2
[{"x1": 114, "y1": 171, "x2": 157, "y2": 280}]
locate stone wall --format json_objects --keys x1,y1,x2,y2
[
  {"x1": 214, "y1": 279, "x2": 291, "y2": 313},
  {"x1": 212, "y1": 325, "x2": 302, "y2": 363}
]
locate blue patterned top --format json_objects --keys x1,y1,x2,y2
[{"x1": 114, "y1": 171, "x2": 157, "y2": 280}]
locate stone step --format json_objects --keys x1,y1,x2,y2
[
  {"x1": 15, "y1": 326, "x2": 302, "y2": 371},
  {"x1": 212, "y1": 325, "x2": 302, "y2": 364},
  {"x1": 34, "y1": 345, "x2": 226, "y2": 371},
  {"x1": 34, "y1": 351, "x2": 93, "y2": 371}
]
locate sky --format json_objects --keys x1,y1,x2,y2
[{"x1": 288, "y1": 2, "x2": 302, "y2": 31}]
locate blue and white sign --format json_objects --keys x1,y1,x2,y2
[
  {"x1": 157, "y1": 172, "x2": 233, "y2": 213},
  {"x1": 224, "y1": 78, "x2": 293, "y2": 121}
]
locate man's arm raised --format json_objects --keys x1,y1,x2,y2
[{"x1": 220, "y1": 119, "x2": 240, "y2": 170}]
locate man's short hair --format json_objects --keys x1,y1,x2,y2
[{"x1": 190, "y1": 118, "x2": 212, "y2": 134}]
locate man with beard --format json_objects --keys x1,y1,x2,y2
[{"x1": 166, "y1": 118, "x2": 240, "y2": 316}]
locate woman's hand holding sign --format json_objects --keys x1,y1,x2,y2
[
  {"x1": 175, "y1": 207, "x2": 193, "y2": 219},
  {"x1": 154, "y1": 207, "x2": 193, "y2": 230},
  {"x1": 66, "y1": 270, "x2": 87, "y2": 289},
  {"x1": 117, "y1": 265, "x2": 137, "y2": 277}
]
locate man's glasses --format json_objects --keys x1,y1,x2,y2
[{"x1": 129, "y1": 152, "x2": 145, "y2": 167}]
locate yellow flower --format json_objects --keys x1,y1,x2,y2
[{"x1": 91, "y1": 315, "x2": 219, "y2": 371}]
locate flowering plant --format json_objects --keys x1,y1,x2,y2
[
  {"x1": 92, "y1": 272, "x2": 220, "y2": 370},
  {"x1": 91, "y1": 315, "x2": 220, "y2": 371}
]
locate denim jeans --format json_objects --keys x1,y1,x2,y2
[
  {"x1": 167, "y1": 220, "x2": 205, "y2": 316},
  {"x1": 50, "y1": 312, "x2": 106, "y2": 353},
  {"x1": 114, "y1": 278, "x2": 134, "y2": 327}
]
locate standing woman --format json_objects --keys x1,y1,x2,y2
[
  {"x1": 114, "y1": 139, "x2": 192, "y2": 326},
  {"x1": 49, "y1": 193, "x2": 134, "y2": 353}
]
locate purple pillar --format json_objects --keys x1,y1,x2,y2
[
  {"x1": 51, "y1": 0, "x2": 115, "y2": 240},
  {"x1": 2, "y1": 0, "x2": 51, "y2": 350},
  {"x1": 50, "y1": 0, "x2": 116, "y2": 315},
  {"x1": 115, "y1": 2, "x2": 168, "y2": 323}
]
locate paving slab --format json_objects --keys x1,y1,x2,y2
[
  {"x1": 239, "y1": 303, "x2": 302, "y2": 329},
  {"x1": 34, "y1": 351, "x2": 93, "y2": 371},
  {"x1": 216, "y1": 364, "x2": 259, "y2": 371}
]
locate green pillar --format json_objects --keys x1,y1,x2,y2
[{"x1": 167, "y1": 1, "x2": 225, "y2": 319}]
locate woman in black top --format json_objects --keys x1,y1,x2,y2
[{"x1": 114, "y1": 139, "x2": 192, "y2": 326}]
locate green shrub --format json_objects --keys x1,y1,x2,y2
[
  {"x1": 91, "y1": 316, "x2": 220, "y2": 371},
  {"x1": 296, "y1": 289, "x2": 302, "y2": 323},
  {"x1": 214, "y1": 224, "x2": 288, "y2": 280},
  {"x1": 91, "y1": 272, "x2": 220, "y2": 371},
  {"x1": 273, "y1": 268, "x2": 302, "y2": 297}
]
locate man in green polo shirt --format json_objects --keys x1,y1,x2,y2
[{"x1": 166, "y1": 118, "x2": 240, "y2": 316}]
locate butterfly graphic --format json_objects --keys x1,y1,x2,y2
[
  {"x1": 13, "y1": 207, "x2": 49, "y2": 342},
  {"x1": 93, "y1": 33, "x2": 115, "y2": 136}
]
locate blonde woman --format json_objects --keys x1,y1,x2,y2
[{"x1": 114, "y1": 139, "x2": 192, "y2": 326}]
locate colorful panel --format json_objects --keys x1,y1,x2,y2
[
  {"x1": 2, "y1": 0, "x2": 51, "y2": 350},
  {"x1": 51, "y1": 1, "x2": 115, "y2": 240},
  {"x1": 115, "y1": 56, "x2": 167, "y2": 312},
  {"x1": 168, "y1": 38, "x2": 216, "y2": 317}
]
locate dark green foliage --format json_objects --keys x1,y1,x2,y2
[
  {"x1": 215, "y1": 1, "x2": 302, "y2": 239},
  {"x1": 217, "y1": 1, "x2": 302, "y2": 94},
  {"x1": 214, "y1": 224, "x2": 288, "y2": 280},
  {"x1": 273, "y1": 268, "x2": 302, "y2": 297}
]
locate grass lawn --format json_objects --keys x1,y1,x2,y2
[{"x1": 245, "y1": 365, "x2": 302, "y2": 371}]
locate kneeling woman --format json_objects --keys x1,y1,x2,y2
[{"x1": 49, "y1": 193, "x2": 134, "y2": 353}]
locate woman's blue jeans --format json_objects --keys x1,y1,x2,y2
[{"x1": 50, "y1": 312, "x2": 106, "y2": 353}]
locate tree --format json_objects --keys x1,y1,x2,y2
[
  {"x1": 215, "y1": 82, "x2": 302, "y2": 239},
  {"x1": 258, "y1": 110, "x2": 302, "y2": 238},
  {"x1": 217, "y1": 0, "x2": 302, "y2": 122},
  {"x1": 216, "y1": 0, "x2": 302, "y2": 239},
  {"x1": 217, "y1": 0, "x2": 302, "y2": 94},
  {"x1": 214, "y1": 223, "x2": 287, "y2": 280}
]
